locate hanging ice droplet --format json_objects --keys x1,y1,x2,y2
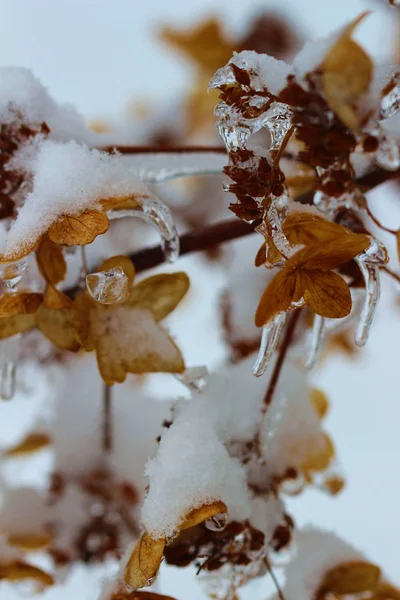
[
  {"x1": 354, "y1": 239, "x2": 387, "y2": 347},
  {"x1": 306, "y1": 315, "x2": 325, "y2": 370},
  {"x1": 107, "y1": 196, "x2": 179, "y2": 263},
  {"x1": 205, "y1": 512, "x2": 228, "y2": 532},
  {"x1": 175, "y1": 366, "x2": 208, "y2": 394},
  {"x1": 0, "y1": 335, "x2": 20, "y2": 400},
  {"x1": 381, "y1": 72, "x2": 400, "y2": 119},
  {"x1": 263, "y1": 102, "x2": 293, "y2": 152},
  {"x1": 86, "y1": 267, "x2": 129, "y2": 305},
  {"x1": 253, "y1": 313, "x2": 286, "y2": 377}
]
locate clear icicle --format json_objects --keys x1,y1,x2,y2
[
  {"x1": 0, "y1": 259, "x2": 28, "y2": 400},
  {"x1": 86, "y1": 267, "x2": 129, "y2": 304},
  {"x1": 306, "y1": 315, "x2": 325, "y2": 370},
  {"x1": 380, "y1": 72, "x2": 400, "y2": 119},
  {"x1": 0, "y1": 335, "x2": 20, "y2": 400},
  {"x1": 107, "y1": 196, "x2": 179, "y2": 263},
  {"x1": 354, "y1": 239, "x2": 387, "y2": 347},
  {"x1": 263, "y1": 102, "x2": 293, "y2": 152},
  {"x1": 253, "y1": 313, "x2": 286, "y2": 377},
  {"x1": 174, "y1": 366, "x2": 208, "y2": 394}
]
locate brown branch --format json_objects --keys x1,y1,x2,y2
[
  {"x1": 102, "y1": 144, "x2": 227, "y2": 155},
  {"x1": 103, "y1": 384, "x2": 112, "y2": 453},
  {"x1": 262, "y1": 309, "x2": 302, "y2": 411},
  {"x1": 383, "y1": 264, "x2": 400, "y2": 285}
]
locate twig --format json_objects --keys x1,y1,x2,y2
[
  {"x1": 103, "y1": 384, "x2": 112, "y2": 453},
  {"x1": 262, "y1": 309, "x2": 302, "y2": 411},
  {"x1": 102, "y1": 144, "x2": 227, "y2": 155},
  {"x1": 264, "y1": 556, "x2": 286, "y2": 600}
]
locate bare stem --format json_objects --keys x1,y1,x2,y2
[
  {"x1": 262, "y1": 309, "x2": 302, "y2": 412},
  {"x1": 102, "y1": 144, "x2": 227, "y2": 155},
  {"x1": 383, "y1": 264, "x2": 400, "y2": 284},
  {"x1": 103, "y1": 384, "x2": 112, "y2": 454},
  {"x1": 264, "y1": 557, "x2": 286, "y2": 600}
]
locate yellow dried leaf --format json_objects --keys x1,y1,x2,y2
[
  {"x1": 302, "y1": 270, "x2": 352, "y2": 318},
  {"x1": 289, "y1": 233, "x2": 371, "y2": 270},
  {"x1": 36, "y1": 236, "x2": 66, "y2": 284},
  {"x1": 0, "y1": 314, "x2": 36, "y2": 340},
  {"x1": 320, "y1": 560, "x2": 381, "y2": 595},
  {"x1": 115, "y1": 593, "x2": 177, "y2": 600},
  {"x1": 43, "y1": 285, "x2": 72, "y2": 309},
  {"x1": 180, "y1": 501, "x2": 227, "y2": 531},
  {"x1": 36, "y1": 305, "x2": 81, "y2": 351},
  {"x1": 302, "y1": 434, "x2": 334, "y2": 471},
  {"x1": 324, "y1": 475, "x2": 345, "y2": 495},
  {"x1": 309, "y1": 388, "x2": 329, "y2": 419},
  {"x1": 375, "y1": 582, "x2": 400, "y2": 599},
  {"x1": 160, "y1": 19, "x2": 233, "y2": 74},
  {"x1": 5, "y1": 433, "x2": 51, "y2": 457},
  {"x1": 126, "y1": 273, "x2": 190, "y2": 320},
  {"x1": 96, "y1": 256, "x2": 135, "y2": 288},
  {"x1": 47, "y1": 210, "x2": 110, "y2": 246},
  {"x1": 255, "y1": 270, "x2": 297, "y2": 327},
  {"x1": 283, "y1": 212, "x2": 349, "y2": 246},
  {"x1": 124, "y1": 533, "x2": 165, "y2": 589},
  {"x1": 101, "y1": 195, "x2": 143, "y2": 211},
  {"x1": 7, "y1": 532, "x2": 52, "y2": 551},
  {"x1": 0, "y1": 560, "x2": 54, "y2": 587},
  {"x1": 322, "y1": 13, "x2": 372, "y2": 130},
  {"x1": 0, "y1": 293, "x2": 43, "y2": 317},
  {"x1": 89, "y1": 306, "x2": 185, "y2": 384},
  {"x1": 255, "y1": 242, "x2": 267, "y2": 267}
]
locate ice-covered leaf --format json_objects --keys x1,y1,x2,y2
[
  {"x1": 126, "y1": 273, "x2": 190, "y2": 320},
  {"x1": 302, "y1": 270, "x2": 352, "y2": 318},
  {"x1": 179, "y1": 501, "x2": 227, "y2": 531},
  {"x1": 36, "y1": 305, "x2": 80, "y2": 351}
]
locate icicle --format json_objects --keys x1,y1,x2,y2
[
  {"x1": 253, "y1": 313, "x2": 286, "y2": 377},
  {"x1": 266, "y1": 203, "x2": 292, "y2": 257},
  {"x1": 380, "y1": 71, "x2": 400, "y2": 119},
  {"x1": 174, "y1": 366, "x2": 208, "y2": 394},
  {"x1": 354, "y1": 239, "x2": 387, "y2": 347},
  {"x1": 214, "y1": 103, "x2": 253, "y2": 151},
  {"x1": 107, "y1": 196, "x2": 179, "y2": 263},
  {"x1": 205, "y1": 512, "x2": 228, "y2": 532},
  {"x1": 86, "y1": 267, "x2": 129, "y2": 305},
  {"x1": 0, "y1": 335, "x2": 20, "y2": 400},
  {"x1": 0, "y1": 259, "x2": 28, "y2": 400},
  {"x1": 306, "y1": 315, "x2": 325, "y2": 370}
]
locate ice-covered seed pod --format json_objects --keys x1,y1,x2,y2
[
  {"x1": 253, "y1": 312, "x2": 286, "y2": 377},
  {"x1": 380, "y1": 71, "x2": 400, "y2": 119},
  {"x1": 107, "y1": 196, "x2": 179, "y2": 263},
  {"x1": 354, "y1": 238, "x2": 388, "y2": 347},
  {"x1": 263, "y1": 102, "x2": 294, "y2": 152}
]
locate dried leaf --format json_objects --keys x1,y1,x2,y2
[
  {"x1": 302, "y1": 270, "x2": 352, "y2": 318},
  {"x1": 255, "y1": 242, "x2": 267, "y2": 267},
  {"x1": 283, "y1": 212, "x2": 349, "y2": 245},
  {"x1": 88, "y1": 306, "x2": 185, "y2": 384},
  {"x1": 180, "y1": 501, "x2": 227, "y2": 531},
  {"x1": 320, "y1": 560, "x2": 381, "y2": 595},
  {"x1": 43, "y1": 285, "x2": 72, "y2": 309},
  {"x1": 290, "y1": 233, "x2": 371, "y2": 270},
  {"x1": 255, "y1": 270, "x2": 297, "y2": 327},
  {"x1": 0, "y1": 293, "x2": 43, "y2": 317},
  {"x1": 374, "y1": 583, "x2": 400, "y2": 599},
  {"x1": 309, "y1": 388, "x2": 329, "y2": 419},
  {"x1": 302, "y1": 434, "x2": 334, "y2": 471},
  {"x1": 160, "y1": 19, "x2": 233, "y2": 74},
  {"x1": 323, "y1": 475, "x2": 345, "y2": 495},
  {"x1": 7, "y1": 532, "x2": 52, "y2": 551},
  {"x1": 36, "y1": 305, "x2": 81, "y2": 351},
  {"x1": 96, "y1": 256, "x2": 135, "y2": 289},
  {"x1": 116, "y1": 593, "x2": 177, "y2": 600},
  {"x1": 5, "y1": 433, "x2": 51, "y2": 457},
  {"x1": 126, "y1": 273, "x2": 190, "y2": 320},
  {"x1": 36, "y1": 236, "x2": 66, "y2": 284},
  {"x1": 0, "y1": 314, "x2": 36, "y2": 340},
  {"x1": 124, "y1": 533, "x2": 165, "y2": 589},
  {"x1": 47, "y1": 210, "x2": 109, "y2": 246},
  {"x1": 322, "y1": 13, "x2": 372, "y2": 130},
  {"x1": 0, "y1": 560, "x2": 54, "y2": 587}
]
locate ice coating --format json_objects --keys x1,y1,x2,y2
[
  {"x1": 107, "y1": 196, "x2": 179, "y2": 263},
  {"x1": 0, "y1": 336, "x2": 20, "y2": 400},
  {"x1": 86, "y1": 267, "x2": 129, "y2": 304}
]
